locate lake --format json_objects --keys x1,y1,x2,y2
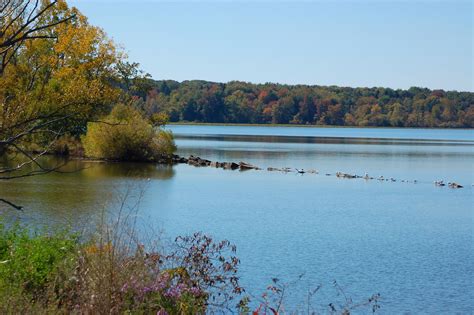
[{"x1": 1, "y1": 125, "x2": 473, "y2": 313}]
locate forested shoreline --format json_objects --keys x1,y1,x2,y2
[{"x1": 139, "y1": 80, "x2": 474, "y2": 128}]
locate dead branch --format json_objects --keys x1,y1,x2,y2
[{"x1": 0, "y1": 197, "x2": 23, "y2": 210}]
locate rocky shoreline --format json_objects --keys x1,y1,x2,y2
[{"x1": 171, "y1": 155, "x2": 465, "y2": 189}]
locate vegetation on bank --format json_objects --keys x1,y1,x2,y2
[
  {"x1": 0, "y1": 220, "x2": 240, "y2": 314},
  {"x1": 82, "y1": 105, "x2": 176, "y2": 161},
  {"x1": 138, "y1": 80, "x2": 474, "y2": 128}
]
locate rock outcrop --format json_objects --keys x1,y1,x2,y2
[{"x1": 239, "y1": 162, "x2": 260, "y2": 171}]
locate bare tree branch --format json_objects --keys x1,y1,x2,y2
[
  {"x1": 0, "y1": 198, "x2": 23, "y2": 210},
  {"x1": 0, "y1": 0, "x2": 76, "y2": 73}
]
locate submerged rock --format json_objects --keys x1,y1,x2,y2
[
  {"x1": 172, "y1": 154, "x2": 188, "y2": 164},
  {"x1": 223, "y1": 162, "x2": 239, "y2": 170},
  {"x1": 184, "y1": 154, "x2": 243, "y2": 171},
  {"x1": 187, "y1": 155, "x2": 212, "y2": 167},
  {"x1": 210, "y1": 161, "x2": 222, "y2": 168}
]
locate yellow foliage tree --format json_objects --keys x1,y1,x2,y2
[{"x1": 0, "y1": 0, "x2": 137, "y2": 179}]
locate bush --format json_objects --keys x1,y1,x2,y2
[
  {"x1": 82, "y1": 104, "x2": 176, "y2": 161},
  {"x1": 0, "y1": 222, "x2": 78, "y2": 306}
]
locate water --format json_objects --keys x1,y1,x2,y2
[{"x1": 1, "y1": 125, "x2": 473, "y2": 313}]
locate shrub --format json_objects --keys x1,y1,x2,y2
[
  {"x1": 82, "y1": 104, "x2": 176, "y2": 161},
  {"x1": 0, "y1": 222, "x2": 78, "y2": 305}
]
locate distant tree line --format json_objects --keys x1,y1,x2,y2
[{"x1": 136, "y1": 80, "x2": 474, "y2": 128}]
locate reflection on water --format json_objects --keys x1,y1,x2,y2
[
  {"x1": 0, "y1": 157, "x2": 175, "y2": 227},
  {"x1": 0, "y1": 125, "x2": 473, "y2": 313},
  {"x1": 174, "y1": 134, "x2": 474, "y2": 146},
  {"x1": 169, "y1": 124, "x2": 474, "y2": 141},
  {"x1": 79, "y1": 160, "x2": 175, "y2": 179}
]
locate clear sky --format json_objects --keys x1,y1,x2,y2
[{"x1": 69, "y1": 0, "x2": 473, "y2": 91}]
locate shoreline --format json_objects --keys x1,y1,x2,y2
[{"x1": 167, "y1": 122, "x2": 474, "y2": 130}]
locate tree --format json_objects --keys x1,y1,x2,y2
[
  {"x1": 115, "y1": 60, "x2": 152, "y2": 99},
  {"x1": 272, "y1": 96, "x2": 296, "y2": 124},
  {"x1": 224, "y1": 91, "x2": 254, "y2": 123},
  {"x1": 297, "y1": 94, "x2": 315, "y2": 124},
  {"x1": 0, "y1": 0, "x2": 75, "y2": 74},
  {"x1": 0, "y1": 0, "x2": 74, "y2": 209},
  {"x1": 0, "y1": 1, "x2": 77, "y2": 191},
  {"x1": 0, "y1": 0, "x2": 141, "y2": 209},
  {"x1": 200, "y1": 84, "x2": 225, "y2": 122},
  {"x1": 1, "y1": 0, "x2": 125, "y2": 177},
  {"x1": 387, "y1": 102, "x2": 405, "y2": 127}
]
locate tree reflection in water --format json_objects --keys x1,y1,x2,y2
[{"x1": 0, "y1": 156, "x2": 175, "y2": 230}]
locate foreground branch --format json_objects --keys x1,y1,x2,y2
[{"x1": 0, "y1": 198, "x2": 23, "y2": 210}]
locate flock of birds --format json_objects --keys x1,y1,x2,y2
[
  {"x1": 183, "y1": 156, "x2": 467, "y2": 189},
  {"x1": 433, "y1": 180, "x2": 464, "y2": 188},
  {"x1": 278, "y1": 168, "x2": 465, "y2": 189}
]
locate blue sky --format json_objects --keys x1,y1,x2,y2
[{"x1": 70, "y1": 0, "x2": 473, "y2": 91}]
